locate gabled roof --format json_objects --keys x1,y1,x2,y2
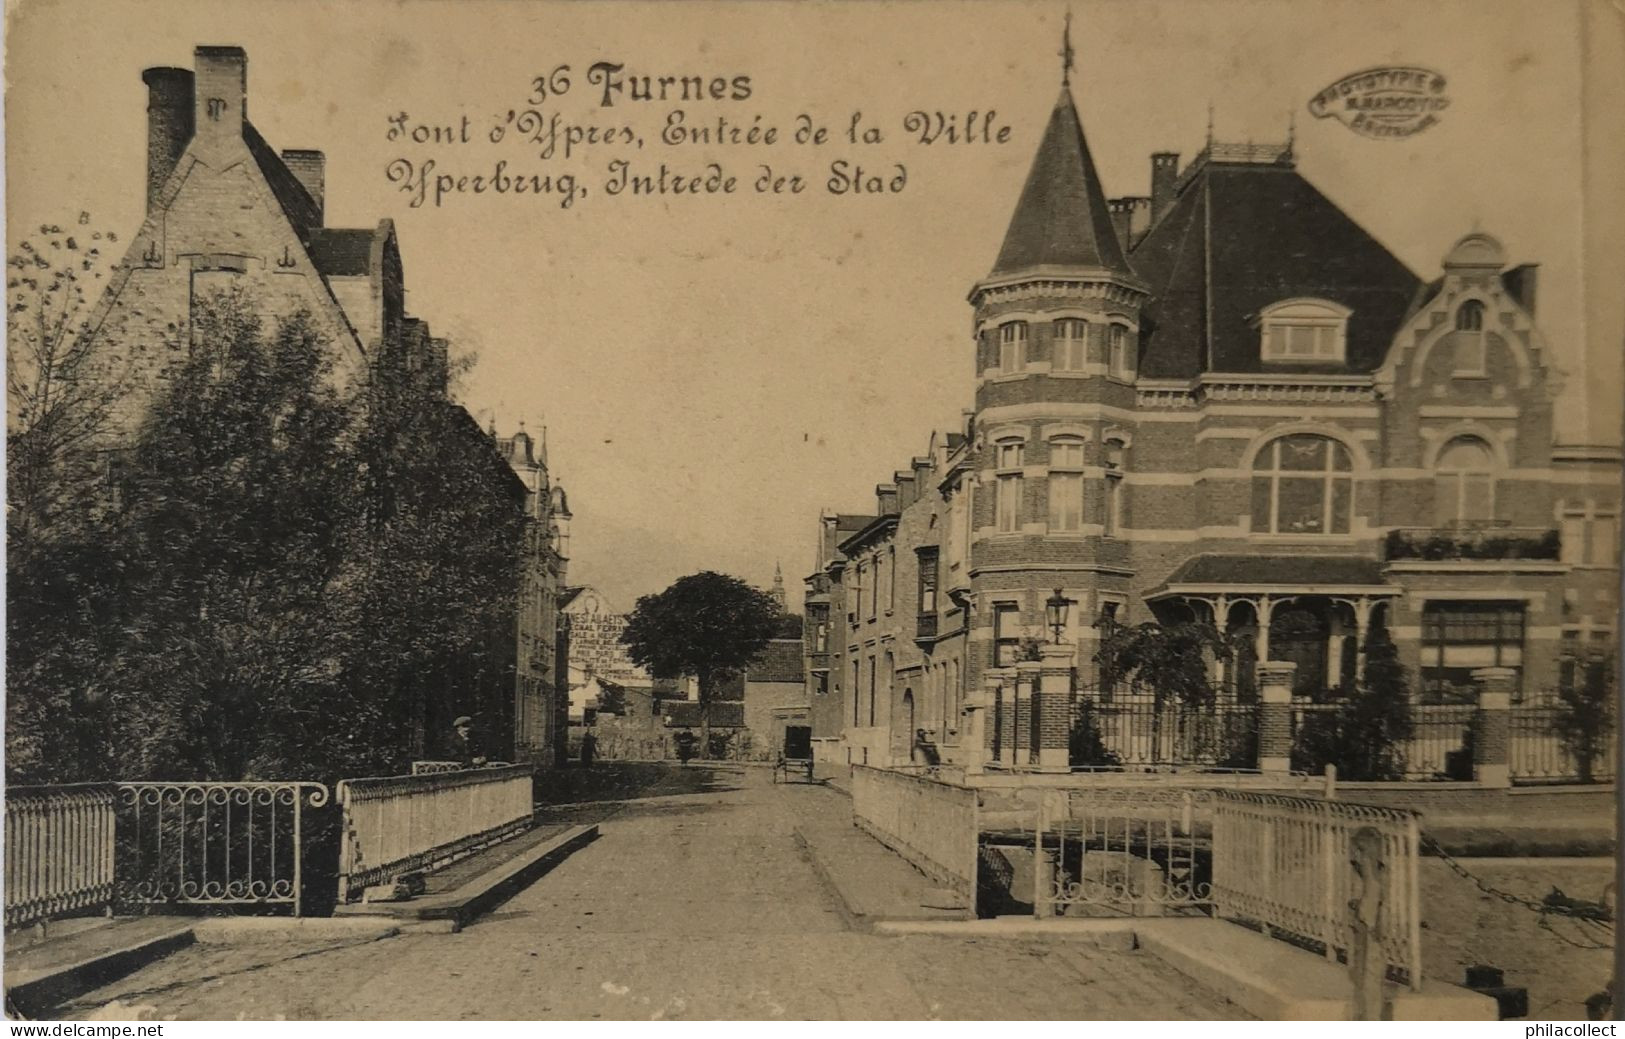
[
  {"x1": 989, "y1": 90, "x2": 1131, "y2": 279},
  {"x1": 748, "y1": 640, "x2": 804, "y2": 684},
  {"x1": 242, "y1": 122, "x2": 322, "y2": 237},
  {"x1": 1130, "y1": 156, "x2": 1421, "y2": 378}
]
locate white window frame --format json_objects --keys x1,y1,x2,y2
[
  {"x1": 998, "y1": 322, "x2": 1028, "y2": 374},
  {"x1": 994, "y1": 438, "x2": 1025, "y2": 533},
  {"x1": 1047, "y1": 437, "x2": 1085, "y2": 532},
  {"x1": 1259, "y1": 298, "x2": 1350, "y2": 365},
  {"x1": 1052, "y1": 318, "x2": 1088, "y2": 372},
  {"x1": 1434, "y1": 435, "x2": 1497, "y2": 527},
  {"x1": 1106, "y1": 323, "x2": 1131, "y2": 379},
  {"x1": 1251, "y1": 434, "x2": 1354, "y2": 536},
  {"x1": 1102, "y1": 440, "x2": 1126, "y2": 537}
]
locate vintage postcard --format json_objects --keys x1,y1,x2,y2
[{"x1": 4, "y1": 0, "x2": 1621, "y2": 1023}]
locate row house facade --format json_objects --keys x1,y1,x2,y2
[
  {"x1": 84, "y1": 46, "x2": 570, "y2": 764},
  {"x1": 805, "y1": 73, "x2": 1621, "y2": 772},
  {"x1": 492, "y1": 424, "x2": 572, "y2": 765}
]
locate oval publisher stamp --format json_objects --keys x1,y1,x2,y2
[{"x1": 1309, "y1": 66, "x2": 1450, "y2": 139}]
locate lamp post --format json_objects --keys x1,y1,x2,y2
[{"x1": 1044, "y1": 588, "x2": 1070, "y2": 644}]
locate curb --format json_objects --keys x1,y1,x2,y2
[
  {"x1": 337, "y1": 823, "x2": 599, "y2": 930},
  {"x1": 191, "y1": 917, "x2": 401, "y2": 944},
  {"x1": 5, "y1": 924, "x2": 195, "y2": 1018},
  {"x1": 790, "y1": 825, "x2": 867, "y2": 932}
]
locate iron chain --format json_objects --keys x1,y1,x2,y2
[{"x1": 1420, "y1": 834, "x2": 1614, "y2": 924}]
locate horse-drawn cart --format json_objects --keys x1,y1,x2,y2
[{"x1": 771, "y1": 724, "x2": 816, "y2": 784}]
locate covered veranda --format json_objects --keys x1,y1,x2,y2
[{"x1": 1145, "y1": 554, "x2": 1401, "y2": 699}]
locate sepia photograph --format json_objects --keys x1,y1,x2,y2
[{"x1": 3, "y1": 0, "x2": 1622, "y2": 1024}]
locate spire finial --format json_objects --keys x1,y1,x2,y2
[
  {"x1": 1286, "y1": 109, "x2": 1296, "y2": 153},
  {"x1": 1206, "y1": 101, "x2": 1215, "y2": 147},
  {"x1": 1059, "y1": 10, "x2": 1075, "y2": 87}
]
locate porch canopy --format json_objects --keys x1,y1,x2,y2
[{"x1": 1146, "y1": 554, "x2": 1399, "y2": 694}]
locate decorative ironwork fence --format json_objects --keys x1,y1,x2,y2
[
  {"x1": 1290, "y1": 701, "x2": 1476, "y2": 781},
  {"x1": 1509, "y1": 705, "x2": 1616, "y2": 784},
  {"x1": 1072, "y1": 694, "x2": 1259, "y2": 770},
  {"x1": 849, "y1": 765, "x2": 978, "y2": 915},
  {"x1": 1212, "y1": 790, "x2": 1423, "y2": 990},
  {"x1": 5, "y1": 784, "x2": 118, "y2": 929},
  {"x1": 336, "y1": 763, "x2": 533, "y2": 903},
  {"x1": 113, "y1": 782, "x2": 330, "y2": 917},
  {"x1": 411, "y1": 761, "x2": 464, "y2": 775},
  {"x1": 1036, "y1": 787, "x2": 1217, "y2": 916}
]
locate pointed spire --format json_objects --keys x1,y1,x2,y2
[
  {"x1": 771, "y1": 562, "x2": 787, "y2": 610},
  {"x1": 988, "y1": 72, "x2": 1131, "y2": 278},
  {"x1": 1059, "y1": 10, "x2": 1075, "y2": 88}
]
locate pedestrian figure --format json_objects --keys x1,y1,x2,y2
[
  {"x1": 449, "y1": 715, "x2": 487, "y2": 769},
  {"x1": 580, "y1": 729, "x2": 597, "y2": 769}
]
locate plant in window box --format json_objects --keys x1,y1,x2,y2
[{"x1": 1422, "y1": 533, "x2": 1456, "y2": 560}]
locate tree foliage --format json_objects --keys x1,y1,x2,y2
[
  {"x1": 619, "y1": 571, "x2": 781, "y2": 751},
  {"x1": 1093, "y1": 620, "x2": 1235, "y2": 706},
  {"x1": 1290, "y1": 624, "x2": 1415, "y2": 781},
  {"x1": 1554, "y1": 654, "x2": 1615, "y2": 783},
  {"x1": 5, "y1": 286, "x2": 522, "y2": 785}
]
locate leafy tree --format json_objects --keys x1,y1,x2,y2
[
  {"x1": 1093, "y1": 621, "x2": 1233, "y2": 707},
  {"x1": 620, "y1": 571, "x2": 781, "y2": 754},
  {"x1": 6, "y1": 215, "x2": 125, "y2": 538},
  {"x1": 1068, "y1": 700, "x2": 1121, "y2": 769},
  {"x1": 594, "y1": 679, "x2": 628, "y2": 716},
  {"x1": 1554, "y1": 654, "x2": 1615, "y2": 783},
  {"x1": 1290, "y1": 624, "x2": 1414, "y2": 781}
]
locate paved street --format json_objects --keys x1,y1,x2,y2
[{"x1": 60, "y1": 766, "x2": 1245, "y2": 1021}]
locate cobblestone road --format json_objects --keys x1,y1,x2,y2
[{"x1": 61, "y1": 767, "x2": 1246, "y2": 1021}]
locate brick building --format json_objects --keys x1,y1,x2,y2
[
  {"x1": 81, "y1": 46, "x2": 559, "y2": 764},
  {"x1": 805, "y1": 67, "x2": 1620, "y2": 772}
]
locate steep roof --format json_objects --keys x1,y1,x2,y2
[
  {"x1": 306, "y1": 228, "x2": 380, "y2": 277},
  {"x1": 989, "y1": 90, "x2": 1131, "y2": 279},
  {"x1": 242, "y1": 121, "x2": 322, "y2": 237},
  {"x1": 1130, "y1": 156, "x2": 1421, "y2": 378}
]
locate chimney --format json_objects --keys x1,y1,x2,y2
[
  {"x1": 141, "y1": 67, "x2": 194, "y2": 209},
  {"x1": 895, "y1": 472, "x2": 916, "y2": 511},
  {"x1": 1108, "y1": 198, "x2": 1133, "y2": 253},
  {"x1": 876, "y1": 484, "x2": 899, "y2": 517},
  {"x1": 1150, "y1": 152, "x2": 1180, "y2": 224},
  {"x1": 1504, "y1": 263, "x2": 1539, "y2": 316},
  {"x1": 281, "y1": 150, "x2": 325, "y2": 224},
  {"x1": 194, "y1": 46, "x2": 247, "y2": 140}
]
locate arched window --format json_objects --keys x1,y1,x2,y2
[
  {"x1": 1103, "y1": 440, "x2": 1126, "y2": 536},
  {"x1": 1107, "y1": 324, "x2": 1130, "y2": 378},
  {"x1": 1453, "y1": 301, "x2": 1487, "y2": 375},
  {"x1": 1251, "y1": 434, "x2": 1353, "y2": 535},
  {"x1": 1053, "y1": 319, "x2": 1088, "y2": 372},
  {"x1": 1047, "y1": 437, "x2": 1085, "y2": 532},
  {"x1": 1435, "y1": 435, "x2": 1496, "y2": 526},
  {"x1": 998, "y1": 322, "x2": 1027, "y2": 374}
]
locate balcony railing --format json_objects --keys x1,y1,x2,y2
[{"x1": 1383, "y1": 526, "x2": 1560, "y2": 562}]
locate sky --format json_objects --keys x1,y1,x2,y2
[{"x1": 6, "y1": 0, "x2": 1612, "y2": 610}]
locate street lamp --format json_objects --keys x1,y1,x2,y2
[{"x1": 1045, "y1": 588, "x2": 1070, "y2": 644}]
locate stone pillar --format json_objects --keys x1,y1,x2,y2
[
  {"x1": 1257, "y1": 661, "x2": 1297, "y2": 777},
  {"x1": 1015, "y1": 660, "x2": 1043, "y2": 769},
  {"x1": 1037, "y1": 644, "x2": 1075, "y2": 773},
  {"x1": 1471, "y1": 666, "x2": 1515, "y2": 788},
  {"x1": 979, "y1": 668, "x2": 1014, "y2": 770}
]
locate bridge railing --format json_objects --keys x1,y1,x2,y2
[
  {"x1": 850, "y1": 765, "x2": 978, "y2": 916},
  {"x1": 336, "y1": 764, "x2": 533, "y2": 903},
  {"x1": 1212, "y1": 789, "x2": 1423, "y2": 989},
  {"x1": 5, "y1": 784, "x2": 118, "y2": 930}
]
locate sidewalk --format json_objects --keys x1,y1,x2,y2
[{"x1": 782, "y1": 780, "x2": 967, "y2": 926}]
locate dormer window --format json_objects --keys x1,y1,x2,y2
[
  {"x1": 1259, "y1": 299, "x2": 1349, "y2": 364},
  {"x1": 998, "y1": 322, "x2": 1028, "y2": 374}
]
